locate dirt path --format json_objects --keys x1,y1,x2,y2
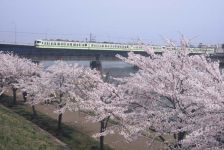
[
  {"x1": 13, "y1": 91, "x2": 164, "y2": 150},
  {"x1": 36, "y1": 104, "x2": 164, "y2": 150}
]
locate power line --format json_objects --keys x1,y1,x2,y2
[{"x1": 0, "y1": 30, "x2": 154, "y2": 44}]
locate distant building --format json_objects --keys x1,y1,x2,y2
[
  {"x1": 215, "y1": 44, "x2": 224, "y2": 53},
  {"x1": 198, "y1": 43, "x2": 208, "y2": 48}
]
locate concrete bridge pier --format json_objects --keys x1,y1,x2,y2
[
  {"x1": 32, "y1": 60, "x2": 40, "y2": 64},
  {"x1": 90, "y1": 54, "x2": 102, "y2": 71}
]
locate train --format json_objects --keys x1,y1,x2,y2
[{"x1": 34, "y1": 39, "x2": 215, "y2": 54}]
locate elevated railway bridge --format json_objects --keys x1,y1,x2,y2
[{"x1": 0, "y1": 43, "x2": 224, "y2": 69}]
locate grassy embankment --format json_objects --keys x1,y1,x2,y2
[
  {"x1": 0, "y1": 94, "x2": 112, "y2": 150},
  {"x1": 0, "y1": 104, "x2": 68, "y2": 150}
]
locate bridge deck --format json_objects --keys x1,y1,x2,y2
[{"x1": 0, "y1": 44, "x2": 148, "y2": 61}]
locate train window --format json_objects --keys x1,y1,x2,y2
[{"x1": 85, "y1": 44, "x2": 87, "y2": 46}]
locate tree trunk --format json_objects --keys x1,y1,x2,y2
[
  {"x1": 58, "y1": 113, "x2": 63, "y2": 130},
  {"x1": 100, "y1": 121, "x2": 105, "y2": 150},
  {"x1": 173, "y1": 131, "x2": 186, "y2": 148},
  {"x1": 99, "y1": 116, "x2": 110, "y2": 150},
  {"x1": 12, "y1": 88, "x2": 17, "y2": 105},
  {"x1": 32, "y1": 105, "x2": 37, "y2": 116},
  {"x1": 22, "y1": 92, "x2": 27, "y2": 102},
  {"x1": 177, "y1": 131, "x2": 185, "y2": 141}
]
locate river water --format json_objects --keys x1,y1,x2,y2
[{"x1": 40, "y1": 60, "x2": 136, "y2": 77}]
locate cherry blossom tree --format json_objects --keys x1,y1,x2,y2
[
  {"x1": 17, "y1": 71, "x2": 46, "y2": 116},
  {"x1": 0, "y1": 52, "x2": 41, "y2": 104},
  {"x1": 56, "y1": 62, "x2": 119, "y2": 149},
  {"x1": 114, "y1": 48, "x2": 224, "y2": 149},
  {"x1": 38, "y1": 61, "x2": 77, "y2": 130},
  {"x1": 35, "y1": 61, "x2": 104, "y2": 130},
  {"x1": 75, "y1": 79, "x2": 120, "y2": 150}
]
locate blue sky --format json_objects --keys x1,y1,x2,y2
[{"x1": 0, "y1": 0, "x2": 223, "y2": 45}]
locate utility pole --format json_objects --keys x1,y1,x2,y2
[
  {"x1": 12, "y1": 23, "x2": 17, "y2": 44},
  {"x1": 89, "y1": 33, "x2": 96, "y2": 42},
  {"x1": 89, "y1": 33, "x2": 92, "y2": 42}
]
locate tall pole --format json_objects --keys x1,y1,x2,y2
[
  {"x1": 12, "y1": 23, "x2": 17, "y2": 44},
  {"x1": 90, "y1": 33, "x2": 92, "y2": 42}
]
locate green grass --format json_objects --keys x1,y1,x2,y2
[
  {"x1": 0, "y1": 94, "x2": 112, "y2": 150},
  {"x1": 0, "y1": 104, "x2": 68, "y2": 150}
]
